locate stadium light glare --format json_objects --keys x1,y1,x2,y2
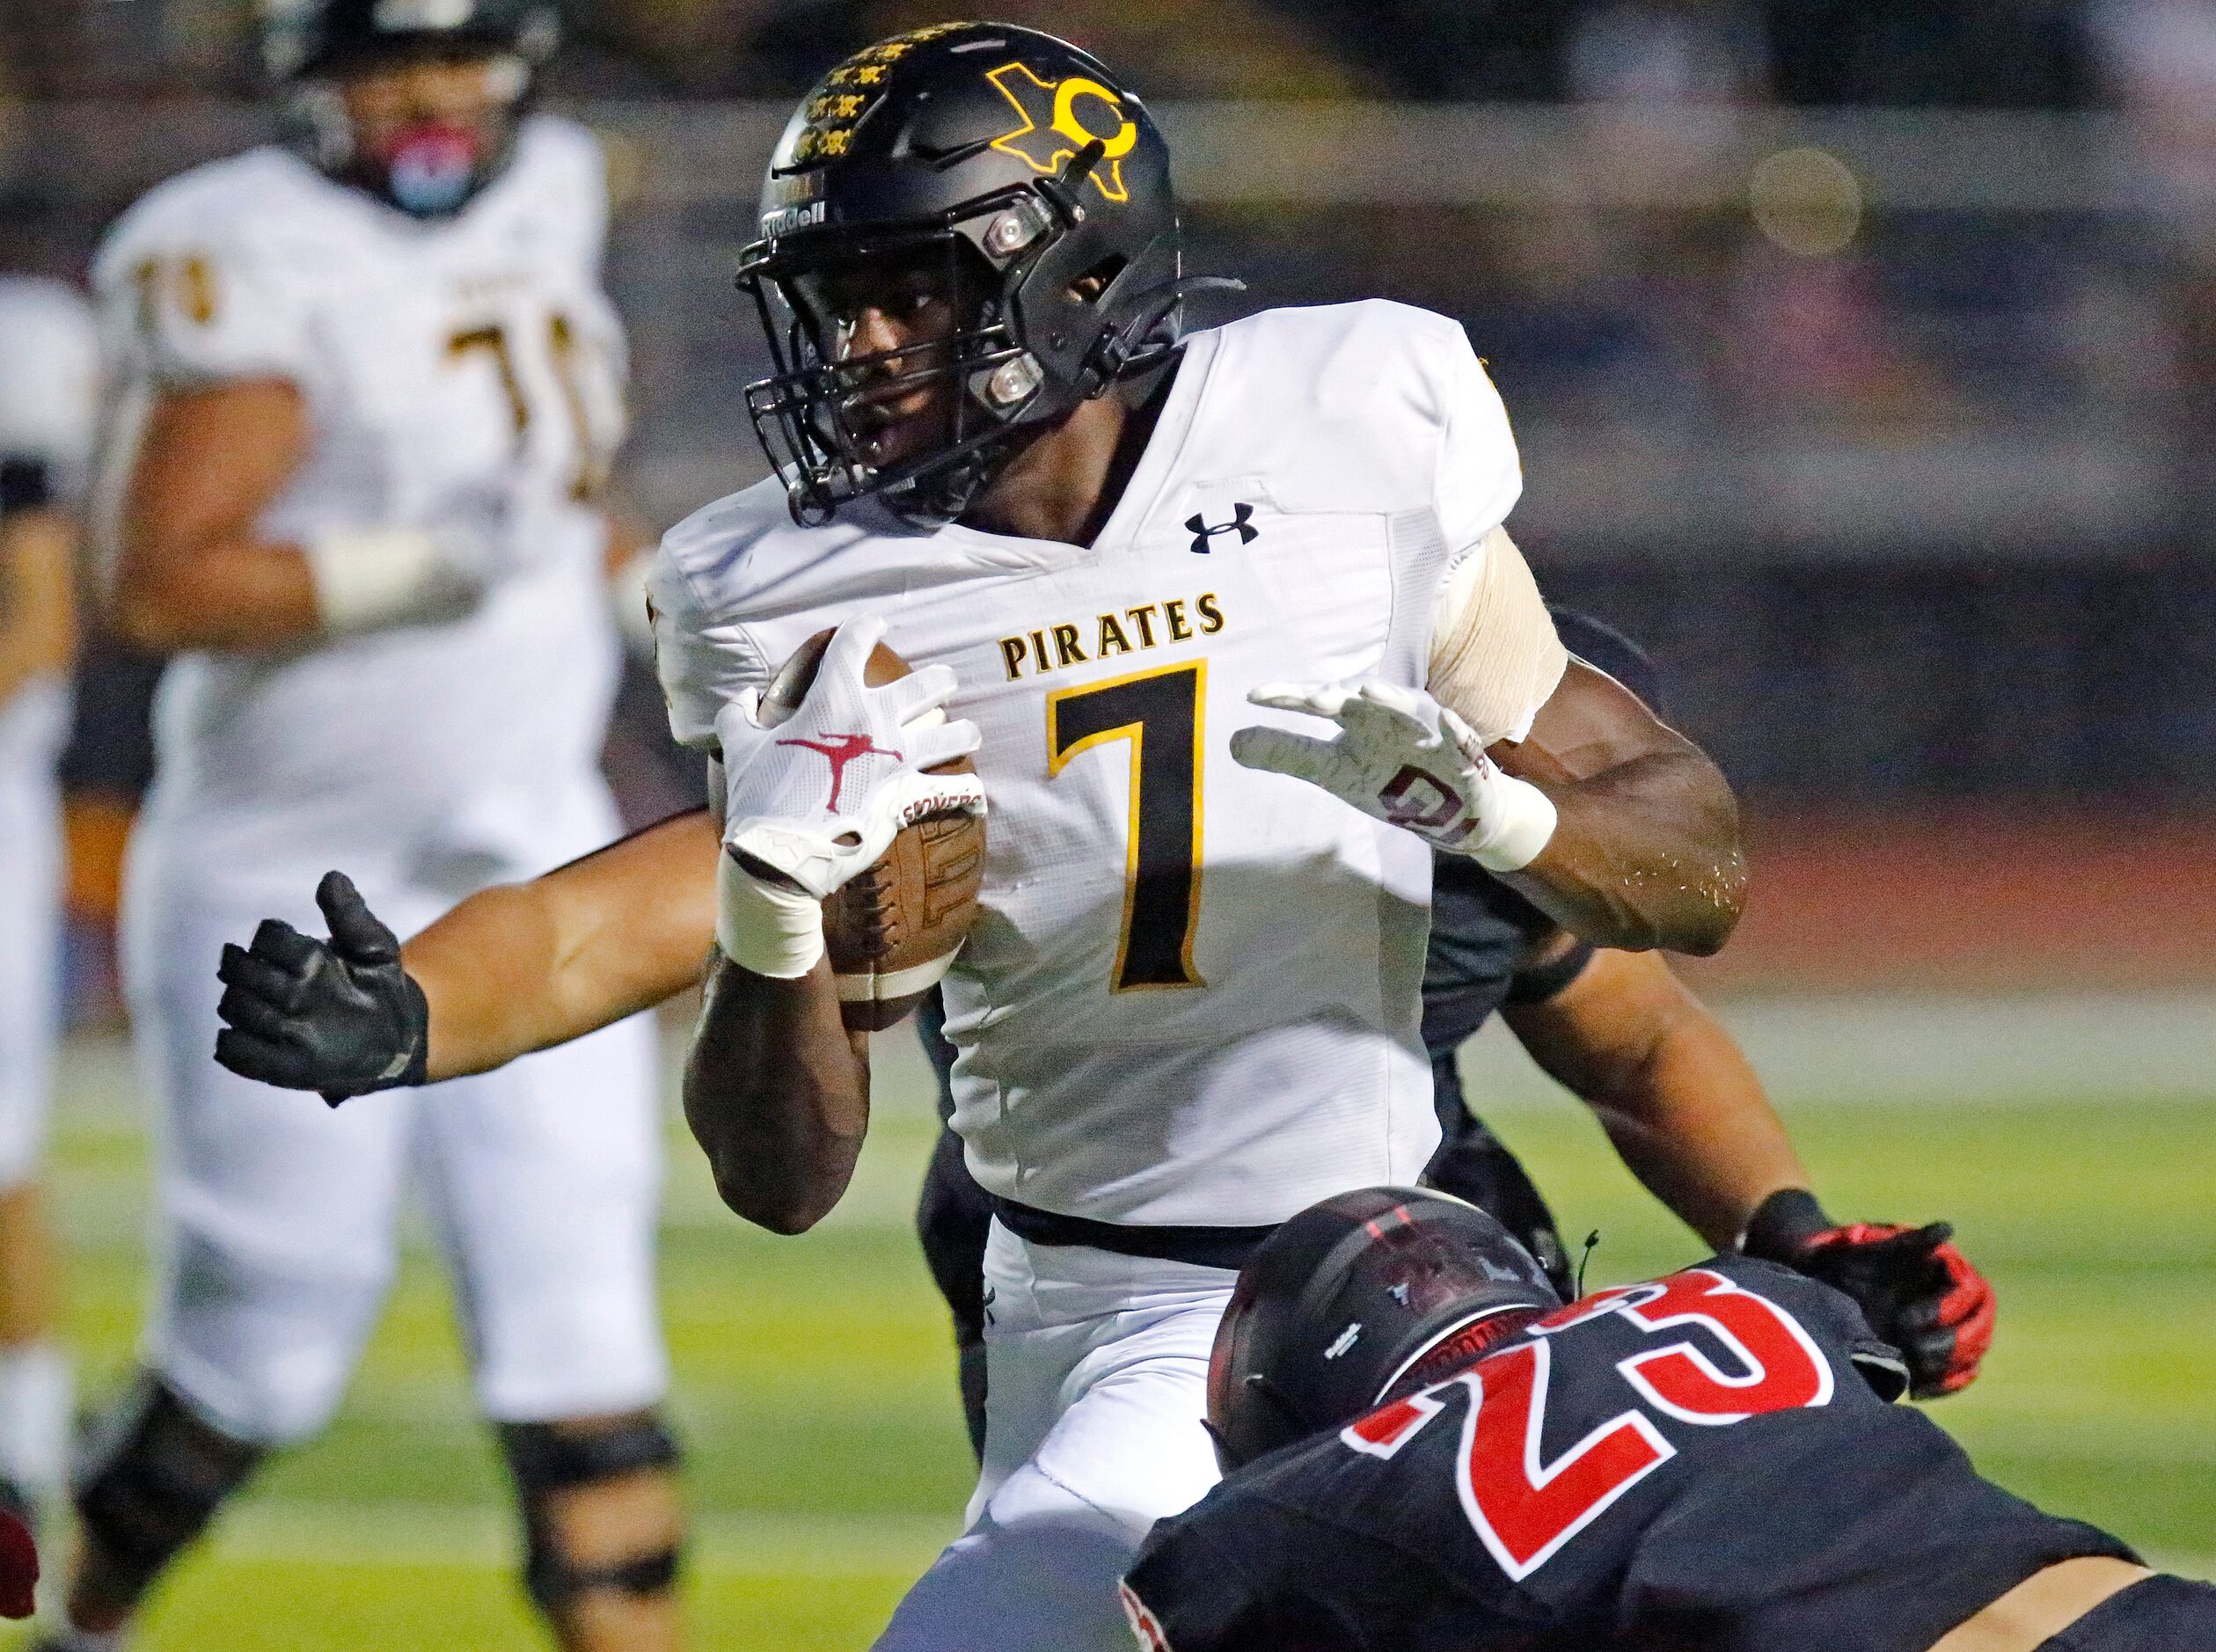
[{"x1": 1749, "y1": 145, "x2": 1864, "y2": 256}]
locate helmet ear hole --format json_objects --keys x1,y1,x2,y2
[
  {"x1": 1069, "y1": 255, "x2": 1129, "y2": 303},
  {"x1": 1222, "y1": 1372, "x2": 1313, "y2": 1471}
]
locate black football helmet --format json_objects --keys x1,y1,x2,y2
[
  {"x1": 263, "y1": 0, "x2": 559, "y2": 217},
  {"x1": 1208, "y1": 1188, "x2": 1563, "y2": 1471},
  {"x1": 738, "y1": 22, "x2": 1215, "y2": 524}
]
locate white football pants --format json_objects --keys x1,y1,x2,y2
[
  {"x1": 874, "y1": 1219, "x2": 1231, "y2": 1652},
  {"x1": 121, "y1": 810, "x2": 668, "y2": 1446},
  {"x1": 0, "y1": 687, "x2": 66, "y2": 1194}
]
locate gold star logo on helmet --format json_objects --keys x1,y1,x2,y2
[{"x1": 985, "y1": 62, "x2": 1138, "y2": 203}]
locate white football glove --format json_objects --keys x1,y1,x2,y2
[
  {"x1": 715, "y1": 615, "x2": 984, "y2": 976},
  {"x1": 1229, "y1": 679, "x2": 1557, "y2": 873}
]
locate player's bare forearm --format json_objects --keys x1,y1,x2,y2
[
  {"x1": 684, "y1": 955, "x2": 869, "y2": 1235},
  {"x1": 405, "y1": 809, "x2": 720, "y2": 1080},
  {"x1": 0, "y1": 509, "x2": 77, "y2": 707},
  {"x1": 106, "y1": 378, "x2": 322, "y2": 654},
  {"x1": 1503, "y1": 947, "x2": 1807, "y2": 1250},
  {"x1": 111, "y1": 534, "x2": 320, "y2": 653},
  {"x1": 1492, "y1": 661, "x2": 1745, "y2": 954}
]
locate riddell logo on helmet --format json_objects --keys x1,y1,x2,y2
[
  {"x1": 986, "y1": 62, "x2": 1138, "y2": 202},
  {"x1": 762, "y1": 200, "x2": 828, "y2": 237}
]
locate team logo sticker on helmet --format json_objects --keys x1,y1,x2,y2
[
  {"x1": 788, "y1": 22, "x2": 969, "y2": 166},
  {"x1": 986, "y1": 62, "x2": 1138, "y2": 203}
]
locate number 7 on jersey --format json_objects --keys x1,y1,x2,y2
[{"x1": 1046, "y1": 659, "x2": 1208, "y2": 991}]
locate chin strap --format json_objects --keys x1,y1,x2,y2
[{"x1": 1090, "y1": 274, "x2": 1247, "y2": 383}]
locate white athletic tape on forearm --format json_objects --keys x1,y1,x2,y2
[
  {"x1": 1428, "y1": 527, "x2": 1569, "y2": 748},
  {"x1": 716, "y1": 850, "x2": 826, "y2": 979},
  {"x1": 304, "y1": 527, "x2": 473, "y2": 637},
  {"x1": 1462, "y1": 766, "x2": 1558, "y2": 874}
]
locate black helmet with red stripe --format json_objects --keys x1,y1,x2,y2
[
  {"x1": 1209, "y1": 1188, "x2": 1563, "y2": 1471},
  {"x1": 737, "y1": 22, "x2": 1216, "y2": 525}
]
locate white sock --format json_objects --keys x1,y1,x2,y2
[{"x1": 0, "y1": 1342, "x2": 71, "y2": 1501}]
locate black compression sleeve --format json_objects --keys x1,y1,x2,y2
[{"x1": 1503, "y1": 939, "x2": 1596, "y2": 1005}]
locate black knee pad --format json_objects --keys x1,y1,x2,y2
[
  {"x1": 498, "y1": 1414, "x2": 684, "y2": 1614},
  {"x1": 72, "y1": 1375, "x2": 265, "y2": 1601}
]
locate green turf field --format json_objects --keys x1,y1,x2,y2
[{"x1": 10, "y1": 1032, "x2": 2213, "y2": 1648}]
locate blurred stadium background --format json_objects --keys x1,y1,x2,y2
[{"x1": 4, "y1": 0, "x2": 2214, "y2": 1645}]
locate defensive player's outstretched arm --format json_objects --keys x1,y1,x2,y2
[
  {"x1": 1501, "y1": 942, "x2": 1995, "y2": 1398},
  {"x1": 1502, "y1": 944, "x2": 1803, "y2": 1249},
  {"x1": 1490, "y1": 659, "x2": 1746, "y2": 955}
]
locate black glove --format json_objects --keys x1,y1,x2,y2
[
  {"x1": 214, "y1": 871, "x2": 429, "y2": 1106},
  {"x1": 1741, "y1": 1188, "x2": 1996, "y2": 1400}
]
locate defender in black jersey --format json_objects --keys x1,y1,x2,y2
[{"x1": 1122, "y1": 1189, "x2": 2211, "y2": 1652}]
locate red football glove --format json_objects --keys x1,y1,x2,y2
[
  {"x1": 1742, "y1": 1190, "x2": 1996, "y2": 1400},
  {"x1": 0, "y1": 1502, "x2": 37, "y2": 1619}
]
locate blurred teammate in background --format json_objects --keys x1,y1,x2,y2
[
  {"x1": 41, "y1": 4, "x2": 682, "y2": 1649},
  {"x1": 0, "y1": 274, "x2": 98, "y2": 1530}
]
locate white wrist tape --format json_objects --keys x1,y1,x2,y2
[
  {"x1": 1463, "y1": 766, "x2": 1559, "y2": 874},
  {"x1": 303, "y1": 527, "x2": 478, "y2": 637},
  {"x1": 715, "y1": 850, "x2": 826, "y2": 979}
]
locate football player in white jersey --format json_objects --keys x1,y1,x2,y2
[
  {"x1": 0, "y1": 273, "x2": 98, "y2": 1531},
  {"x1": 656, "y1": 24, "x2": 1743, "y2": 1652},
  {"x1": 213, "y1": 21, "x2": 1747, "y2": 1652},
  {"x1": 39, "y1": 5, "x2": 683, "y2": 1649}
]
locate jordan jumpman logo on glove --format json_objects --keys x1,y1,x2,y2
[
  {"x1": 718, "y1": 614, "x2": 985, "y2": 901},
  {"x1": 777, "y1": 732, "x2": 904, "y2": 812}
]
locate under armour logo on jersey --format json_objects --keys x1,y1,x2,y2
[
  {"x1": 1184, "y1": 503, "x2": 1257, "y2": 554},
  {"x1": 777, "y1": 733, "x2": 901, "y2": 812}
]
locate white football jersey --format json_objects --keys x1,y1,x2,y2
[
  {"x1": 92, "y1": 117, "x2": 628, "y2": 857},
  {"x1": 0, "y1": 276, "x2": 99, "y2": 501},
  {"x1": 0, "y1": 276, "x2": 95, "y2": 777},
  {"x1": 654, "y1": 302, "x2": 1530, "y2": 1224}
]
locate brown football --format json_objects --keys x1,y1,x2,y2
[{"x1": 758, "y1": 628, "x2": 985, "y2": 1032}]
